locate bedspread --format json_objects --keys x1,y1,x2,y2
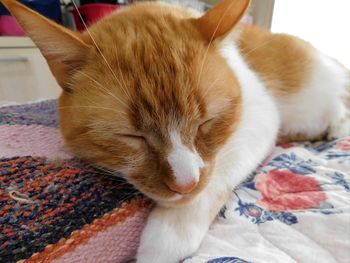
[
  {"x1": 185, "y1": 140, "x2": 350, "y2": 263},
  {"x1": 1, "y1": 100, "x2": 349, "y2": 263}
]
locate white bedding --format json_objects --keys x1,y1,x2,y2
[{"x1": 185, "y1": 138, "x2": 350, "y2": 263}]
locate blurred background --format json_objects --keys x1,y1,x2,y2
[{"x1": 0, "y1": 0, "x2": 349, "y2": 104}]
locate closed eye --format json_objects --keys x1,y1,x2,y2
[
  {"x1": 198, "y1": 118, "x2": 215, "y2": 133},
  {"x1": 117, "y1": 134, "x2": 146, "y2": 148},
  {"x1": 118, "y1": 134, "x2": 145, "y2": 140},
  {"x1": 118, "y1": 133, "x2": 146, "y2": 141}
]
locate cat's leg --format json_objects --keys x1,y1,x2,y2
[
  {"x1": 327, "y1": 76, "x2": 350, "y2": 140},
  {"x1": 327, "y1": 112, "x2": 350, "y2": 140},
  {"x1": 136, "y1": 179, "x2": 231, "y2": 263},
  {"x1": 325, "y1": 68, "x2": 350, "y2": 140}
]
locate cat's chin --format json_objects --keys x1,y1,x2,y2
[{"x1": 152, "y1": 192, "x2": 202, "y2": 208}]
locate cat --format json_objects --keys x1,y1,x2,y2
[{"x1": 3, "y1": 0, "x2": 349, "y2": 262}]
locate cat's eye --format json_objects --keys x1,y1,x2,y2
[
  {"x1": 119, "y1": 134, "x2": 146, "y2": 140},
  {"x1": 198, "y1": 118, "x2": 215, "y2": 133},
  {"x1": 117, "y1": 134, "x2": 146, "y2": 148}
]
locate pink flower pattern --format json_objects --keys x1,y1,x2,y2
[
  {"x1": 336, "y1": 137, "x2": 350, "y2": 151},
  {"x1": 256, "y1": 170, "x2": 327, "y2": 211}
]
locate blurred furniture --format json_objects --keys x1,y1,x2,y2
[{"x1": 0, "y1": 37, "x2": 60, "y2": 104}]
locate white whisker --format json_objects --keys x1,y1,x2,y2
[
  {"x1": 58, "y1": 105, "x2": 128, "y2": 116},
  {"x1": 71, "y1": 0, "x2": 132, "y2": 102},
  {"x1": 242, "y1": 38, "x2": 276, "y2": 57},
  {"x1": 202, "y1": 77, "x2": 223, "y2": 97},
  {"x1": 78, "y1": 71, "x2": 129, "y2": 108},
  {"x1": 196, "y1": 1, "x2": 238, "y2": 90}
]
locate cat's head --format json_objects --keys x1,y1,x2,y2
[{"x1": 3, "y1": 0, "x2": 249, "y2": 206}]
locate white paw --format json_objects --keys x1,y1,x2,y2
[
  {"x1": 136, "y1": 207, "x2": 205, "y2": 263},
  {"x1": 328, "y1": 116, "x2": 350, "y2": 140}
]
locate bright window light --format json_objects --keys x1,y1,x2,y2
[{"x1": 272, "y1": 0, "x2": 350, "y2": 68}]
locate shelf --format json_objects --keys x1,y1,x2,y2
[{"x1": 0, "y1": 37, "x2": 36, "y2": 49}]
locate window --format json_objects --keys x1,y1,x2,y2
[{"x1": 272, "y1": 0, "x2": 350, "y2": 68}]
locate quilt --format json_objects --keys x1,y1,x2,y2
[{"x1": 186, "y1": 140, "x2": 350, "y2": 263}]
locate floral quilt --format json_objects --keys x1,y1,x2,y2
[{"x1": 185, "y1": 140, "x2": 350, "y2": 263}]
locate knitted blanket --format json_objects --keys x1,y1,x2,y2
[
  {"x1": 1, "y1": 100, "x2": 350, "y2": 263},
  {"x1": 0, "y1": 100, "x2": 152, "y2": 263}
]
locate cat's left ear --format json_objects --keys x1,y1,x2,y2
[
  {"x1": 1, "y1": 0, "x2": 92, "y2": 91},
  {"x1": 193, "y1": 0, "x2": 251, "y2": 41}
]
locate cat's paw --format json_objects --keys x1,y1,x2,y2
[
  {"x1": 328, "y1": 116, "x2": 350, "y2": 140},
  {"x1": 136, "y1": 207, "x2": 205, "y2": 263}
]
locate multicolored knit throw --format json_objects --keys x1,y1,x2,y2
[{"x1": 0, "y1": 100, "x2": 152, "y2": 263}]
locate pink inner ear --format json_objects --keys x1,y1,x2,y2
[{"x1": 193, "y1": 0, "x2": 251, "y2": 41}]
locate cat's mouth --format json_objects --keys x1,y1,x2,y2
[
  {"x1": 129, "y1": 165, "x2": 213, "y2": 207},
  {"x1": 148, "y1": 184, "x2": 206, "y2": 207},
  {"x1": 140, "y1": 188, "x2": 198, "y2": 207},
  {"x1": 143, "y1": 191, "x2": 186, "y2": 206},
  {"x1": 156, "y1": 194, "x2": 194, "y2": 207}
]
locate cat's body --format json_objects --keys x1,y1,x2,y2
[
  {"x1": 3, "y1": 0, "x2": 349, "y2": 262},
  {"x1": 239, "y1": 25, "x2": 350, "y2": 142}
]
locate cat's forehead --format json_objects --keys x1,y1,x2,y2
[
  {"x1": 79, "y1": 3, "x2": 240, "y2": 136},
  {"x1": 84, "y1": 4, "x2": 208, "y2": 123},
  {"x1": 87, "y1": 2, "x2": 204, "y2": 55},
  {"x1": 129, "y1": 77, "x2": 206, "y2": 133}
]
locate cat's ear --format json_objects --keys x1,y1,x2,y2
[
  {"x1": 193, "y1": 0, "x2": 251, "y2": 41},
  {"x1": 1, "y1": 0, "x2": 91, "y2": 91}
]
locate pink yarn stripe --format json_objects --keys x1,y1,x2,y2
[
  {"x1": 0, "y1": 124, "x2": 72, "y2": 160},
  {"x1": 54, "y1": 210, "x2": 149, "y2": 263}
]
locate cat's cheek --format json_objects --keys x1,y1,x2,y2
[{"x1": 128, "y1": 165, "x2": 176, "y2": 202}]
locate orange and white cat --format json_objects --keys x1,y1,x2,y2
[{"x1": 3, "y1": 0, "x2": 349, "y2": 262}]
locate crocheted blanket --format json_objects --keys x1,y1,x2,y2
[
  {"x1": 1, "y1": 100, "x2": 350, "y2": 263},
  {"x1": 0, "y1": 100, "x2": 152, "y2": 263}
]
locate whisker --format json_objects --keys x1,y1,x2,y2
[
  {"x1": 57, "y1": 105, "x2": 128, "y2": 116},
  {"x1": 242, "y1": 38, "x2": 276, "y2": 57},
  {"x1": 93, "y1": 165, "x2": 122, "y2": 176},
  {"x1": 196, "y1": 1, "x2": 238, "y2": 90},
  {"x1": 78, "y1": 71, "x2": 129, "y2": 108},
  {"x1": 202, "y1": 77, "x2": 223, "y2": 97},
  {"x1": 117, "y1": 193, "x2": 144, "y2": 204},
  {"x1": 71, "y1": 0, "x2": 132, "y2": 102},
  {"x1": 115, "y1": 48, "x2": 130, "y2": 99}
]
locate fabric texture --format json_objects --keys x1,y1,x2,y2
[
  {"x1": 1, "y1": 100, "x2": 349, "y2": 263},
  {"x1": 185, "y1": 140, "x2": 350, "y2": 263},
  {"x1": 0, "y1": 100, "x2": 152, "y2": 263}
]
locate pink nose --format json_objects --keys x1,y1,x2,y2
[{"x1": 166, "y1": 180, "x2": 198, "y2": 194}]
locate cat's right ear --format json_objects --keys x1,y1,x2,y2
[
  {"x1": 1, "y1": 0, "x2": 91, "y2": 91},
  {"x1": 193, "y1": 0, "x2": 251, "y2": 41}
]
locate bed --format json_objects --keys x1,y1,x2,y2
[{"x1": 1, "y1": 100, "x2": 349, "y2": 263}]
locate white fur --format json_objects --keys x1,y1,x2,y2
[
  {"x1": 277, "y1": 52, "x2": 350, "y2": 139},
  {"x1": 168, "y1": 131, "x2": 204, "y2": 187},
  {"x1": 215, "y1": 40, "x2": 280, "y2": 187},
  {"x1": 137, "y1": 41, "x2": 280, "y2": 263}
]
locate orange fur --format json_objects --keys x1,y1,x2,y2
[
  {"x1": 239, "y1": 25, "x2": 315, "y2": 96},
  {"x1": 2, "y1": 0, "x2": 245, "y2": 204}
]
